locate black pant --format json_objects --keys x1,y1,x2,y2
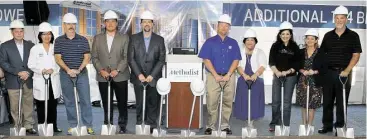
[
  {"x1": 322, "y1": 69, "x2": 352, "y2": 128},
  {"x1": 3, "y1": 93, "x2": 12, "y2": 123},
  {"x1": 134, "y1": 84, "x2": 160, "y2": 128},
  {"x1": 35, "y1": 79, "x2": 58, "y2": 130},
  {"x1": 98, "y1": 80, "x2": 128, "y2": 128}
]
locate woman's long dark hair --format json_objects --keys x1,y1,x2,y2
[{"x1": 275, "y1": 29, "x2": 297, "y2": 46}]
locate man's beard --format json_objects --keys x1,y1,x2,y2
[{"x1": 144, "y1": 26, "x2": 151, "y2": 32}]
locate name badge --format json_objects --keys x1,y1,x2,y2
[
  {"x1": 38, "y1": 53, "x2": 44, "y2": 57},
  {"x1": 228, "y1": 46, "x2": 232, "y2": 49}
]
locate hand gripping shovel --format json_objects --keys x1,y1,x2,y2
[
  {"x1": 70, "y1": 76, "x2": 88, "y2": 136},
  {"x1": 336, "y1": 76, "x2": 354, "y2": 138},
  {"x1": 181, "y1": 79, "x2": 205, "y2": 137},
  {"x1": 153, "y1": 78, "x2": 171, "y2": 137},
  {"x1": 136, "y1": 82, "x2": 150, "y2": 135},
  {"x1": 299, "y1": 77, "x2": 314, "y2": 136},
  {"x1": 38, "y1": 74, "x2": 54, "y2": 136},
  {"x1": 275, "y1": 76, "x2": 290, "y2": 136},
  {"x1": 10, "y1": 78, "x2": 26, "y2": 136},
  {"x1": 211, "y1": 81, "x2": 228, "y2": 138},
  {"x1": 242, "y1": 80, "x2": 257, "y2": 138},
  {"x1": 101, "y1": 75, "x2": 117, "y2": 135}
]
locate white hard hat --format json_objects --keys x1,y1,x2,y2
[
  {"x1": 218, "y1": 14, "x2": 231, "y2": 25},
  {"x1": 334, "y1": 5, "x2": 348, "y2": 15},
  {"x1": 279, "y1": 21, "x2": 293, "y2": 30},
  {"x1": 10, "y1": 20, "x2": 24, "y2": 29},
  {"x1": 104, "y1": 10, "x2": 118, "y2": 20},
  {"x1": 38, "y1": 22, "x2": 52, "y2": 32},
  {"x1": 63, "y1": 13, "x2": 77, "y2": 23},
  {"x1": 156, "y1": 78, "x2": 171, "y2": 95},
  {"x1": 140, "y1": 11, "x2": 154, "y2": 20},
  {"x1": 190, "y1": 79, "x2": 205, "y2": 96},
  {"x1": 244, "y1": 29, "x2": 257, "y2": 38},
  {"x1": 304, "y1": 28, "x2": 319, "y2": 38}
]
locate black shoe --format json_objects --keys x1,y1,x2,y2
[
  {"x1": 26, "y1": 128, "x2": 37, "y2": 134},
  {"x1": 222, "y1": 128, "x2": 232, "y2": 135},
  {"x1": 54, "y1": 128, "x2": 62, "y2": 133},
  {"x1": 204, "y1": 128, "x2": 212, "y2": 135},
  {"x1": 269, "y1": 127, "x2": 275, "y2": 132},
  {"x1": 318, "y1": 127, "x2": 333, "y2": 134},
  {"x1": 150, "y1": 128, "x2": 154, "y2": 134},
  {"x1": 119, "y1": 127, "x2": 126, "y2": 134},
  {"x1": 92, "y1": 101, "x2": 101, "y2": 107}
]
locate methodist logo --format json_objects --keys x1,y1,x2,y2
[{"x1": 169, "y1": 68, "x2": 199, "y2": 76}]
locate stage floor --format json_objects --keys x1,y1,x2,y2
[{"x1": 0, "y1": 104, "x2": 365, "y2": 138}]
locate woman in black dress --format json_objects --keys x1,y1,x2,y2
[{"x1": 296, "y1": 28, "x2": 328, "y2": 126}]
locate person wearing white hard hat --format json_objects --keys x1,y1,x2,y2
[
  {"x1": 233, "y1": 29, "x2": 266, "y2": 124},
  {"x1": 91, "y1": 10, "x2": 130, "y2": 134},
  {"x1": 128, "y1": 10, "x2": 166, "y2": 134},
  {"x1": 295, "y1": 28, "x2": 327, "y2": 129},
  {"x1": 27, "y1": 22, "x2": 62, "y2": 133},
  {"x1": 318, "y1": 5, "x2": 362, "y2": 134},
  {"x1": 198, "y1": 14, "x2": 241, "y2": 135},
  {"x1": 268, "y1": 21, "x2": 300, "y2": 132},
  {"x1": 0, "y1": 19, "x2": 37, "y2": 134},
  {"x1": 54, "y1": 13, "x2": 95, "y2": 135}
]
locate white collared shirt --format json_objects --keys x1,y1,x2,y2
[
  {"x1": 106, "y1": 34, "x2": 114, "y2": 53},
  {"x1": 15, "y1": 40, "x2": 24, "y2": 61},
  {"x1": 238, "y1": 47, "x2": 267, "y2": 78}
]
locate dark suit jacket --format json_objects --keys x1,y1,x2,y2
[
  {"x1": 0, "y1": 39, "x2": 34, "y2": 89},
  {"x1": 128, "y1": 32, "x2": 166, "y2": 87},
  {"x1": 297, "y1": 48, "x2": 328, "y2": 87}
]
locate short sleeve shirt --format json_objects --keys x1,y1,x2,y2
[
  {"x1": 198, "y1": 35, "x2": 242, "y2": 74},
  {"x1": 54, "y1": 34, "x2": 90, "y2": 69}
]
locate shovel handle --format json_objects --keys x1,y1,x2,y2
[
  {"x1": 245, "y1": 80, "x2": 254, "y2": 89},
  {"x1": 339, "y1": 76, "x2": 348, "y2": 86},
  {"x1": 17, "y1": 77, "x2": 26, "y2": 87},
  {"x1": 42, "y1": 73, "x2": 51, "y2": 81},
  {"x1": 218, "y1": 81, "x2": 228, "y2": 90},
  {"x1": 141, "y1": 81, "x2": 148, "y2": 88},
  {"x1": 278, "y1": 76, "x2": 286, "y2": 85},
  {"x1": 70, "y1": 75, "x2": 79, "y2": 87}
]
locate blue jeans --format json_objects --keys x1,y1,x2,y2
[
  {"x1": 60, "y1": 69, "x2": 93, "y2": 128},
  {"x1": 270, "y1": 75, "x2": 297, "y2": 127}
]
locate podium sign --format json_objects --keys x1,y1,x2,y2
[
  {"x1": 166, "y1": 63, "x2": 202, "y2": 82},
  {"x1": 166, "y1": 62, "x2": 203, "y2": 129}
]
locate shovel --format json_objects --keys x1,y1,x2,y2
[
  {"x1": 242, "y1": 80, "x2": 257, "y2": 138},
  {"x1": 135, "y1": 82, "x2": 150, "y2": 135},
  {"x1": 101, "y1": 75, "x2": 117, "y2": 135},
  {"x1": 299, "y1": 77, "x2": 314, "y2": 136},
  {"x1": 70, "y1": 76, "x2": 88, "y2": 136},
  {"x1": 38, "y1": 74, "x2": 54, "y2": 136},
  {"x1": 336, "y1": 76, "x2": 354, "y2": 138},
  {"x1": 275, "y1": 76, "x2": 290, "y2": 136},
  {"x1": 10, "y1": 77, "x2": 26, "y2": 136},
  {"x1": 153, "y1": 78, "x2": 171, "y2": 137},
  {"x1": 180, "y1": 79, "x2": 204, "y2": 137},
  {"x1": 211, "y1": 81, "x2": 228, "y2": 138}
]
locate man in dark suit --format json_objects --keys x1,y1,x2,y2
[
  {"x1": 0, "y1": 20, "x2": 36, "y2": 134},
  {"x1": 92, "y1": 10, "x2": 130, "y2": 134},
  {"x1": 128, "y1": 10, "x2": 166, "y2": 133}
]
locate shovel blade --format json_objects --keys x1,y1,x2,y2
[
  {"x1": 152, "y1": 128, "x2": 166, "y2": 137},
  {"x1": 10, "y1": 127, "x2": 26, "y2": 136},
  {"x1": 242, "y1": 127, "x2": 257, "y2": 138},
  {"x1": 72, "y1": 126, "x2": 88, "y2": 136},
  {"x1": 275, "y1": 125, "x2": 290, "y2": 136},
  {"x1": 180, "y1": 130, "x2": 188, "y2": 137},
  {"x1": 38, "y1": 124, "x2": 54, "y2": 136},
  {"x1": 346, "y1": 128, "x2": 354, "y2": 138},
  {"x1": 135, "y1": 124, "x2": 150, "y2": 135},
  {"x1": 337, "y1": 127, "x2": 345, "y2": 137},
  {"x1": 101, "y1": 125, "x2": 117, "y2": 135},
  {"x1": 298, "y1": 125, "x2": 306, "y2": 136}
]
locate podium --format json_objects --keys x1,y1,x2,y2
[{"x1": 165, "y1": 55, "x2": 203, "y2": 129}]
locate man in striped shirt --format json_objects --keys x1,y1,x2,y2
[
  {"x1": 318, "y1": 6, "x2": 362, "y2": 135},
  {"x1": 54, "y1": 13, "x2": 95, "y2": 135}
]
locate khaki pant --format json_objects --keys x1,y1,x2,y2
[
  {"x1": 8, "y1": 84, "x2": 34, "y2": 129},
  {"x1": 206, "y1": 73, "x2": 235, "y2": 130}
]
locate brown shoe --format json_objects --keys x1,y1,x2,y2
[{"x1": 26, "y1": 128, "x2": 37, "y2": 134}]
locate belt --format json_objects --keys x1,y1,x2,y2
[
  {"x1": 217, "y1": 73, "x2": 227, "y2": 76},
  {"x1": 328, "y1": 67, "x2": 345, "y2": 71}
]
